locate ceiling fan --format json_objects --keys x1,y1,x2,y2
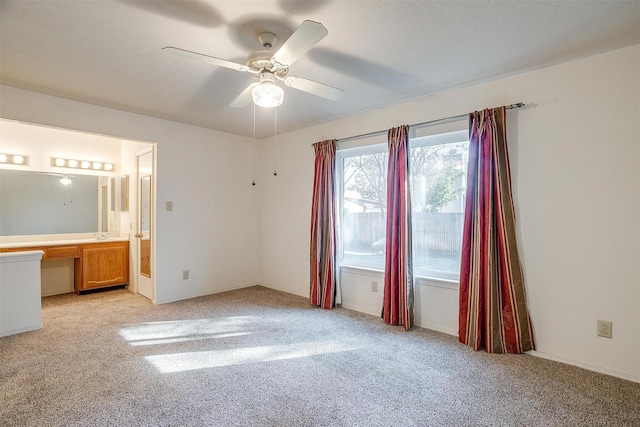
[
  {"x1": 163, "y1": 20, "x2": 344, "y2": 108},
  {"x1": 35, "y1": 172, "x2": 75, "y2": 185}
]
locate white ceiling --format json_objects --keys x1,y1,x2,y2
[{"x1": 1, "y1": 1, "x2": 639, "y2": 139}]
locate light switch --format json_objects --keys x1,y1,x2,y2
[{"x1": 166, "y1": 201, "x2": 173, "y2": 211}]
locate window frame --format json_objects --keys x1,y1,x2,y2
[{"x1": 336, "y1": 129, "x2": 469, "y2": 282}]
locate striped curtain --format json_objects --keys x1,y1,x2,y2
[
  {"x1": 310, "y1": 140, "x2": 339, "y2": 309},
  {"x1": 382, "y1": 126, "x2": 414, "y2": 330},
  {"x1": 459, "y1": 107, "x2": 535, "y2": 353}
]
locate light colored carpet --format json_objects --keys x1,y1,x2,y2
[{"x1": 1, "y1": 286, "x2": 638, "y2": 426}]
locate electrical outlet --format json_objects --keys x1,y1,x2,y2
[
  {"x1": 371, "y1": 281, "x2": 378, "y2": 292},
  {"x1": 166, "y1": 201, "x2": 173, "y2": 211},
  {"x1": 597, "y1": 320, "x2": 612, "y2": 339},
  {"x1": 182, "y1": 270, "x2": 189, "y2": 280}
]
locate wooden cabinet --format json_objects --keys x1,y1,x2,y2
[
  {"x1": 1, "y1": 240, "x2": 129, "y2": 294},
  {"x1": 75, "y1": 241, "x2": 129, "y2": 292}
]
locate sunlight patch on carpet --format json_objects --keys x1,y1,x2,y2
[
  {"x1": 145, "y1": 340, "x2": 364, "y2": 373},
  {"x1": 118, "y1": 316, "x2": 260, "y2": 345},
  {"x1": 127, "y1": 332, "x2": 252, "y2": 346}
]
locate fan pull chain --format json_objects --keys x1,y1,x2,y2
[
  {"x1": 273, "y1": 107, "x2": 278, "y2": 176},
  {"x1": 252, "y1": 103, "x2": 257, "y2": 186},
  {"x1": 63, "y1": 182, "x2": 73, "y2": 206}
]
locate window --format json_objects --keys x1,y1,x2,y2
[
  {"x1": 337, "y1": 130, "x2": 469, "y2": 281},
  {"x1": 338, "y1": 144, "x2": 389, "y2": 269}
]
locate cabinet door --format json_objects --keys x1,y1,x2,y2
[{"x1": 82, "y1": 244, "x2": 128, "y2": 290}]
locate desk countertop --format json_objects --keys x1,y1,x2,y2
[{"x1": 0, "y1": 237, "x2": 129, "y2": 249}]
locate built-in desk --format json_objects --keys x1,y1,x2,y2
[{"x1": 0, "y1": 239, "x2": 129, "y2": 294}]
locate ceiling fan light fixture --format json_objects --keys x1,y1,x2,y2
[
  {"x1": 252, "y1": 72, "x2": 284, "y2": 108},
  {"x1": 252, "y1": 81, "x2": 284, "y2": 108}
]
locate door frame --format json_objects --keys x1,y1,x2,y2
[{"x1": 134, "y1": 146, "x2": 157, "y2": 302}]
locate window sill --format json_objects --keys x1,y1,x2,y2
[
  {"x1": 339, "y1": 264, "x2": 459, "y2": 289},
  {"x1": 339, "y1": 264, "x2": 383, "y2": 276},
  {"x1": 415, "y1": 276, "x2": 459, "y2": 290}
]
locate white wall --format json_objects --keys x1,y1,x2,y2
[
  {"x1": 258, "y1": 44, "x2": 640, "y2": 382},
  {"x1": 0, "y1": 86, "x2": 261, "y2": 304}
]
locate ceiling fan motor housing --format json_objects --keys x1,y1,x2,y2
[
  {"x1": 247, "y1": 50, "x2": 274, "y2": 72},
  {"x1": 258, "y1": 71, "x2": 276, "y2": 84}
]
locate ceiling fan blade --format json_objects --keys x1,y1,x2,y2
[
  {"x1": 163, "y1": 46, "x2": 251, "y2": 72},
  {"x1": 229, "y1": 82, "x2": 259, "y2": 108},
  {"x1": 283, "y1": 76, "x2": 344, "y2": 101},
  {"x1": 271, "y1": 20, "x2": 328, "y2": 67}
]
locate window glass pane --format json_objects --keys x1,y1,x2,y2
[
  {"x1": 337, "y1": 131, "x2": 468, "y2": 281},
  {"x1": 411, "y1": 140, "x2": 468, "y2": 279},
  {"x1": 340, "y1": 150, "x2": 388, "y2": 269}
]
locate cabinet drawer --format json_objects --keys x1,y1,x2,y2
[{"x1": 47, "y1": 245, "x2": 80, "y2": 259}]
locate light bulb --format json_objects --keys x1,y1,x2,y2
[{"x1": 252, "y1": 81, "x2": 284, "y2": 108}]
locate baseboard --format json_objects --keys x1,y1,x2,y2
[
  {"x1": 155, "y1": 282, "x2": 260, "y2": 305},
  {"x1": 414, "y1": 320, "x2": 458, "y2": 337},
  {"x1": 340, "y1": 302, "x2": 380, "y2": 317},
  {"x1": 257, "y1": 282, "x2": 308, "y2": 299},
  {"x1": 0, "y1": 323, "x2": 42, "y2": 338},
  {"x1": 528, "y1": 350, "x2": 640, "y2": 384}
]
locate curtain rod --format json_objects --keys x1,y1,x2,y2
[{"x1": 323, "y1": 102, "x2": 525, "y2": 145}]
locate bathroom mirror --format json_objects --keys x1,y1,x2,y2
[{"x1": 0, "y1": 169, "x2": 103, "y2": 236}]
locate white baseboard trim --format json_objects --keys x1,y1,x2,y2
[
  {"x1": 155, "y1": 282, "x2": 260, "y2": 305},
  {"x1": 340, "y1": 303, "x2": 379, "y2": 317},
  {"x1": 339, "y1": 304, "x2": 459, "y2": 337},
  {"x1": 0, "y1": 323, "x2": 42, "y2": 338},
  {"x1": 414, "y1": 320, "x2": 458, "y2": 337},
  {"x1": 527, "y1": 350, "x2": 640, "y2": 384},
  {"x1": 257, "y1": 282, "x2": 308, "y2": 299}
]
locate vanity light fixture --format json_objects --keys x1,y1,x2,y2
[
  {"x1": 51, "y1": 157, "x2": 115, "y2": 172},
  {"x1": 0, "y1": 153, "x2": 29, "y2": 165}
]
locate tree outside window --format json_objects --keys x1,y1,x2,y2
[{"x1": 339, "y1": 133, "x2": 468, "y2": 280}]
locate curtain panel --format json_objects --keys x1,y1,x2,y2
[
  {"x1": 310, "y1": 139, "x2": 339, "y2": 309},
  {"x1": 382, "y1": 125, "x2": 414, "y2": 330},
  {"x1": 459, "y1": 107, "x2": 535, "y2": 353}
]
